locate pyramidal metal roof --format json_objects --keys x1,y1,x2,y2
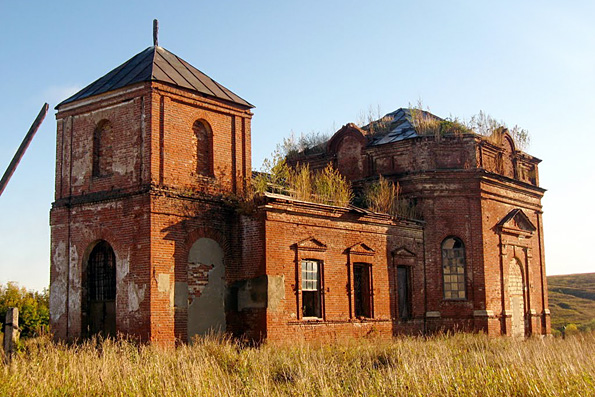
[{"x1": 57, "y1": 46, "x2": 253, "y2": 109}]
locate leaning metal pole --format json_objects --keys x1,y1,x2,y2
[{"x1": 0, "y1": 103, "x2": 49, "y2": 197}]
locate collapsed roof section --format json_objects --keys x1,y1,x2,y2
[{"x1": 366, "y1": 108, "x2": 442, "y2": 146}]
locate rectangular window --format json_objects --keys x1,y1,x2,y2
[
  {"x1": 397, "y1": 266, "x2": 412, "y2": 320},
  {"x1": 354, "y1": 263, "x2": 372, "y2": 318},
  {"x1": 301, "y1": 260, "x2": 321, "y2": 318}
]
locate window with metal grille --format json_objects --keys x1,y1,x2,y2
[
  {"x1": 442, "y1": 237, "x2": 466, "y2": 300},
  {"x1": 301, "y1": 260, "x2": 321, "y2": 318},
  {"x1": 88, "y1": 241, "x2": 116, "y2": 301}
]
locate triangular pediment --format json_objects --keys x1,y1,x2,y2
[
  {"x1": 348, "y1": 242, "x2": 375, "y2": 256},
  {"x1": 497, "y1": 209, "x2": 536, "y2": 235},
  {"x1": 392, "y1": 246, "x2": 416, "y2": 257},
  {"x1": 296, "y1": 237, "x2": 327, "y2": 252}
]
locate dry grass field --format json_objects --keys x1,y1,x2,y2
[{"x1": 1, "y1": 333, "x2": 594, "y2": 396}]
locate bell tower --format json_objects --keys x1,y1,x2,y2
[{"x1": 50, "y1": 28, "x2": 253, "y2": 344}]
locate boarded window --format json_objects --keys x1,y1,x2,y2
[
  {"x1": 441, "y1": 237, "x2": 466, "y2": 300},
  {"x1": 193, "y1": 120, "x2": 213, "y2": 177},
  {"x1": 354, "y1": 263, "x2": 372, "y2": 318},
  {"x1": 301, "y1": 260, "x2": 321, "y2": 318},
  {"x1": 92, "y1": 120, "x2": 113, "y2": 177}
]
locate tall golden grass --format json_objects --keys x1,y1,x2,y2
[{"x1": 1, "y1": 333, "x2": 594, "y2": 396}]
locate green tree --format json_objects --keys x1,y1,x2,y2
[{"x1": 0, "y1": 282, "x2": 49, "y2": 338}]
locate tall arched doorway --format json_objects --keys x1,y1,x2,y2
[
  {"x1": 508, "y1": 257, "x2": 525, "y2": 337},
  {"x1": 83, "y1": 240, "x2": 116, "y2": 337}
]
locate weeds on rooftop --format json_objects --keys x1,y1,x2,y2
[{"x1": 408, "y1": 101, "x2": 530, "y2": 150}]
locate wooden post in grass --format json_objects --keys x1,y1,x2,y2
[{"x1": 3, "y1": 308, "x2": 20, "y2": 364}]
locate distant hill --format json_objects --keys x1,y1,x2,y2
[{"x1": 547, "y1": 272, "x2": 595, "y2": 332}]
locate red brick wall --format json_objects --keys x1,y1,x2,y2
[
  {"x1": 148, "y1": 83, "x2": 252, "y2": 196},
  {"x1": 51, "y1": 59, "x2": 548, "y2": 342},
  {"x1": 250, "y1": 199, "x2": 423, "y2": 341},
  {"x1": 292, "y1": 130, "x2": 549, "y2": 336},
  {"x1": 49, "y1": 194, "x2": 152, "y2": 341},
  {"x1": 479, "y1": 178, "x2": 549, "y2": 335},
  {"x1": 51, "y1": 81, "x2": 254, "y2": 344},
  {"x1": 54, "y1": 85, "x2": 151, "y2": 201}
]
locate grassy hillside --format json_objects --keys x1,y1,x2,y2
[
  {"x1": 1, "y1": 334, "x2": 594, "y2": 396},
  {"x1": 548, "y1": 272, "x2": 595, "y2": 332}
]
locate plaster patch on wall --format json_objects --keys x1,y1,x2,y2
[
  {"x1": 232, "y1": 275, "x2": 285, "y2": 312},
  {"x1": 118, "y1": 250, "x2": 130, "y2": 284},
  {"x1": 157, "y1": 273, "x2": 170, "y2": 292},
  {"x1": 112, "y1": 156, "x2": 135, "y2": 176},
  {"x1": 71, "y1": 156, "x2": 88, "y2": 187},
  {"x1": 68, "y1": 266, "x2": 81, "y2": 327},
  {"x1": 267, "y1": 275, "x2": 285, "y2": 312},
  {"x1": 157, "y1": 273, "x2": 174, "y2": 309},
  {"x1": 174, "y1": 282, "x2": 188, "y2": 308},
  {"x1": 69, "y1": 245, "x2": 79, "y2": 269},
  {"x1": 50, "y1": 281, "x2": 67, "y2": 322},
  {"x1": 84, "y1": 201, "x2": 121, "y2": 212},
  {"x1": 50, "y1": 241, "x2": 67, "y2": 321},
  {"x1": 237, "y1": 276, "x2": 267, "y2": 311},
  {"x1": 128, "y1": 282, "x2": 146, "y2": 312}
]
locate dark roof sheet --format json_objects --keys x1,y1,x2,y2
[
  {"x1": 368, "y1": 108, "x2": 442, "y2": 146},
  {"x1": 57, "y1": 46, "x2": 253, "y2": 108}
]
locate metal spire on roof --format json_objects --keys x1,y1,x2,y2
[{"x1": 153, "y1": 19, "x2": 159, "y2": 47}]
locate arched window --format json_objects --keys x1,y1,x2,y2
[
  {"x1": 193, "y1": 120, "x2": 213, "y2": 177},
  {"x1": 92, "y1": 120, "x2": 113, "y2": 177},
  {"x1": 441, "y1": 237, "x2": 466, "y2": 300}
]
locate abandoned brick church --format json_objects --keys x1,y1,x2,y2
[{"x1": 49, "y1": 41, "x2": 551, "y2": 344}]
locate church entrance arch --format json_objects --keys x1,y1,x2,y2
[
  {"x1": 187, "y1": 238, "x2": 226, "y2": 342},
  {"x1": 83, "y1": 240, "x2": 116, "y2": 338}
]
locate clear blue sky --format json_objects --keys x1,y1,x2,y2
[{"x1": 1, "y1": 1, "x2": 593, "y2": 291}]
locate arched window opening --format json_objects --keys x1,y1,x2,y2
[
  {"x1": 193, "y1": 120, "x2": 213, "y2": 177},
  {"x1": 84, "y1": 240, "x2": 116, "y2": 337},
  {"x1": 441, "y1": 237, "x2": 466, "y2": 300},
  {"x1": 92, "y1": 120, "x2": 113, "y2": 177}
]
